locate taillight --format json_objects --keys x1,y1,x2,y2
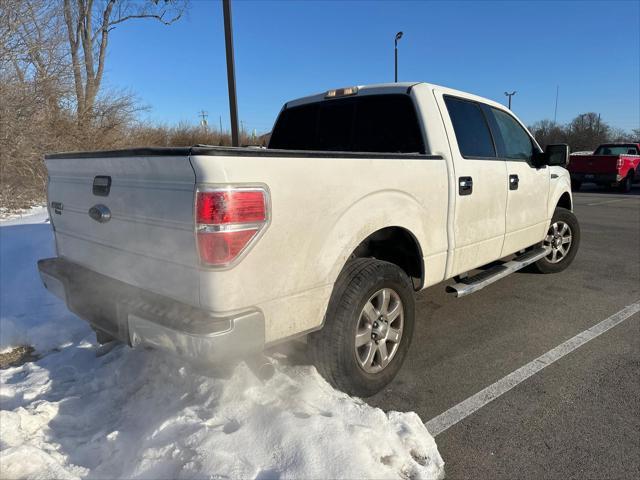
[
  {"x1": 617, "y1": 158, "x2": 623, "y2": 168},
  {"x1": 195, "y1": 187, "x2": 269, "y2": 267}
]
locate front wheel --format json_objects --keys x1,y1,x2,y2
[
  {"x1": 532, "y1": 207, "x2": 580, "y2": 274},
  {"x1": 308, "y1": 258, "x2": 415, "y2": 397}
]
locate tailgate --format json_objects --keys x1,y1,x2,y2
[
  {"x1": 45, "y1": 150, "x2": 200, "y2": 306},
  {"x1": 568, "y1": 155, "x2": 618, "y2": 174}
]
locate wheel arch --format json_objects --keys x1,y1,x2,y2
[
  {"x1": 349, "y1": 226, "x2": 425, "y2": 290},
  {"x1": 319, "y1": 190, "x2": 437, "y2": 292},
  {"x1": 548, "y1": 175, "x2": 573, "y2": 218},
  {"x1": 557, "y1": 191, "x2": 572, "y2": 211}
]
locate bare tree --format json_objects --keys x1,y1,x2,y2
[
  {"x1": 62, "y1": 0, "x2": 187, "y2": 121},
  {"x1": 529, "y1": 119, "x2": 566, "y2": 149},
  {"x1": 0, "y1": 0, "x2": 71, "y2": 113},
  {"x1": 566, "y1": 112, "x2": 611, "y2": 151}
]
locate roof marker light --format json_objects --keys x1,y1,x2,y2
[{"x1": 325, "y1": 86, "x2": 359, "y2": 99}]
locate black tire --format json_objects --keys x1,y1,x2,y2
[
  {"x1": 571, "y1": 180, "x2": 582, "y2": 191},
  {"x1": 618, "y1": 174, "x2": 632, "y2": 193},
  {"x1": 532, "y1": 207, "x2": 580, "y2": 274},
  {"x1": 308, "y1": 258, "x2": 415, "y2": 397}
]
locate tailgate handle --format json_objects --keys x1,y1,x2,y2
[{"x1": 93, "y1": 176, "x2": 111, "y2": 196}]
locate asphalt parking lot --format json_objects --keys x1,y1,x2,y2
[{"x1": 369, "y1": 185, "x2": 640, "y2": 479}]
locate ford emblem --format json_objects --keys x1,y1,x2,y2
[{"x1": 89, "y1": 204, "x2": 111, "y2": 223}]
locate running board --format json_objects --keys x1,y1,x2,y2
[{"x1": 446, "y1": 247, "x2": 551, "y2": 298}]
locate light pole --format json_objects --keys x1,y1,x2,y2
[
  {"x1": 394, "y1": 31, "x2": 403, "y2": 83},
  {"x1": 504, "y1": 91, "x2": 516, "y2": 110}
]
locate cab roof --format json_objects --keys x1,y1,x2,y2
[{"x1": 285, "y1": 82, "x2": 510, "y2": 113}]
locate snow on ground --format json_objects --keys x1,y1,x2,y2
[
  {"x1": 0, "y1": 209, "x2": 444, "y2": 479},
  {"x1": 0, "y1": 205, "x2": 49, "y2": 225}
]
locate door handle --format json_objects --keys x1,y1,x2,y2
[
  {"x1": 459, "y1": 176, "x2": 473, "y2": 195},
  {"x1": 509, "y1": 174, "x2": 519, "y2": 190}
]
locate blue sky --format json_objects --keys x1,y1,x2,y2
[{"x1": 106, "y1": 0, "x2": 640, "y2": 134}]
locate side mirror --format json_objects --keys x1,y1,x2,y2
[{"x1": 546, "y1": 144, "x2": 570, "y2": 167}]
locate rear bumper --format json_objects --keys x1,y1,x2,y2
[
  {"x1": 37, "y1": 258, "x2": 265, "y2": 364},
  {"x1": 570, "y1": 172, "x2": 619, "y2": 184}
]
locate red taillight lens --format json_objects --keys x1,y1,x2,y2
[
  {"x1": 197, "y1": 229, "x2": 258, "y2": 265},
  {"x1": 196, "y1": 190, "x2": 266, "y2": 224},
  {"x1": 195, "y1": 187, "x2": 269, "y2": 267}
]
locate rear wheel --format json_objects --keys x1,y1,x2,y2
[
  {"x1": 532, "y1": 207, "x2": 580, "y2": 274},
  {"x1": 308, "y1": 258, "x2": 415, "y2": 397},
  {"x1": 618, "y1": 174, "x2": 633, "y2": 193}
]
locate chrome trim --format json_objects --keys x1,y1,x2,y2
[
  {"x1": 196, "y1": 223, "x2": 263, "y2": 233},
  {"x1": 37, "y1": 257, "x2": 266, "y2": 363},
  {"x1": 128, "y1": 309, "x2": 265, "y2": 364},
  {"x1": 88, "y1": 204, "x2": 111, "y2": 223}
]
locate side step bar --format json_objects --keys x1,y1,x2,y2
[{"x1": 446, "y1": 246, "x2": 551, "y2": 298}]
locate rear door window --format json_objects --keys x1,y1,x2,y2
[
  {"x1": 444, "y1": 96, "x2": 496, "y2": 158},
  {"x1": 269, "y1": 94, "x2": 425, "y2": 153}
]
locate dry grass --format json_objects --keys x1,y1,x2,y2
[
  {"x1": 0, "y1": 87, "x2": 266, "y2": 213},
  {"x1": 0, "y1": 345, "x2": 37, "y2": 369}
]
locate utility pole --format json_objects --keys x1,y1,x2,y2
[
  {"x1": 219, "y1": 115, "x2": 223, "y2": 133},
  {"x1": 222, "y1": 0, "x2": 239, "y2": 147},
  {"x1": 198, "y1": 110, "x2": 208, "y2": 128},
  {"x1": 394, "y1": 31, "x2": 403, "y2": 83},
  {"x1": 553, "y1": 85, "x2": 559, "y2": 124},
  {"x1": 504, "y1": 91, "x2": 516, "y2": 110}
]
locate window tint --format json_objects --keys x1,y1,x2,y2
[
  {"x1": 269, "y1": 103, "x2": 318, "y2": 150},
  {"x1": 352, "y1": 95, "x2": 424, "y2": 153},
  {"x1": 490, "y1": 108, "x2": 534, "y2": 161},
  {"x1": 316, "y1": 99, "x2": 355, "y2": 151},
  {"x1": 268, "y1": 94, "x2": 425, "y2": 153},
  {"x1": 444, "y1": 97, "x2": 496, "y2": 158}
]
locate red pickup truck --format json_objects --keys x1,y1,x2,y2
[{"x1": 569, "y1": 143, "x2": 640, "y2": 192}]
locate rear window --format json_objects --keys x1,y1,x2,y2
[
  {"x1": 269, "y1": 94, "x2": 425, "y2": 154},
  {"x1": 444, "y1": 96, "x2": 496, "y2": 158},
  {"x1": 594, "y1": 145, "x2": 639, "y2": 156}
]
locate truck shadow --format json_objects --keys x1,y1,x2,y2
[{"x1": 576, "y1": 183, "x2": 640, "y2": 196}]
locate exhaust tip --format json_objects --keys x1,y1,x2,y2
[{"x1": 245, "y1": 355, "x2": 275, "y2": 381}]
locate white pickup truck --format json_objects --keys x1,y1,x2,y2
[{"x1": 38, "y1": 82, "x2": 579, "y2": 396}]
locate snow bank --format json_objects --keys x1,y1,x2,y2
[
  {"x1": 0, "y1": 206, "x2": 444, "y2": 479},
  {"x1": 0, "y1": 207, "x2": 89, "y2": 353}
]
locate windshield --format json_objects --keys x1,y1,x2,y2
[{"x1": 594, "y1": 145, "x2": 638, "y2": 156}]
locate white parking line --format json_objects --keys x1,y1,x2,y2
[
  {"x1": 425, "y1": 301, "x2": 640, "y2": 437},
  {"x1": 585, "y1": 199, "x2": 625, "y2": 206}
]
